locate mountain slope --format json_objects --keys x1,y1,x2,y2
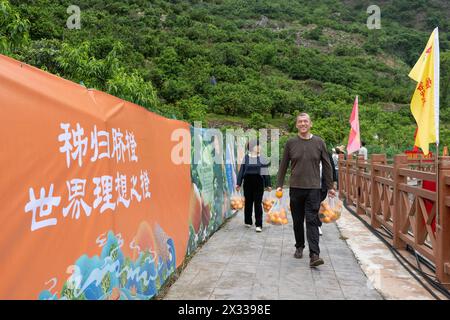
[{"x1": 3, "y1": 0, "x2": 450, "y2": 154}]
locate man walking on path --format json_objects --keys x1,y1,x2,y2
[{"x1": 276, "y1": 113, "x2": 336, "y2": 267}]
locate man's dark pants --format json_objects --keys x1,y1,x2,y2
[{"x1": 289, "y1": 188, "x2": 322, "y2": 257}]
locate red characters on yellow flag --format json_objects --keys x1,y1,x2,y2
[{"x1": 408, "y1": 28, "x2": 440, "y2": 155}]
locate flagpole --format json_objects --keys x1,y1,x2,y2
[
  {"x1": 435, "y1": 28, "x2": 440, "y2": 232},
  {"x1": 436, "y1": 142, "x2": 440, "y2": 231}
]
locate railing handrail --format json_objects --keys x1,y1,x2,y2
[
  {"x1": 398, "y1": 168, "x2": 436, "y2": 181},
  {"x1": 372, "y1": 164, "x2": 393, "y2": 173},
  {"x1": 338, "y1": 153, "x2": 450, "y2": 288}
]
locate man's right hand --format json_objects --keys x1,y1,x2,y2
[
  {"x1": 276, "y1": 187, "x2": 282, "y2": 192},
  {"x1": 328, "y1": 188, "x2": 336, "y2": 198}
]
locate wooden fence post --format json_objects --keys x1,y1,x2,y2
[
  {"x1": 370, "y1": 154, "x2": 386, "y2": 228},
  {"x1": 393, "y1": 154, "x2": 408, "y2": 249},
  {"x1": 356, "y1": 155, "x2": 365, "y2": 215},
  {"x1": 437, "y1": 156, "x2": 450, "y2": 288},
  {"x1": 338, "y1": 154, "x2": 345, "y2": 200},
  {"x1": 346, "y1": 154, "x2": 352, "y2": 205}
]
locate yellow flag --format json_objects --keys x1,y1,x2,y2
[{"x1": 408, "y1": 28, "x2": 440, "y2": 155}]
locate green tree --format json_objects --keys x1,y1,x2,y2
[
  {"x1": 249, "y1": 113, "x2": 266, "y2": 130},
  {"x1": 0, "y1": 0, "x2": 29, "y2": 54},
  {"x1": 176, "y1": 95, "x2": 208, "y2": 123},
  {"x1": 441, "y1": 51, "x2": 450, "y2": 115}
]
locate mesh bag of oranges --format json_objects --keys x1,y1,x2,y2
[
  {"x1": 319, "y1": 197, "x2": 343, "y2": 223},
  {"x1": 262, "y1": 191, "x2": 276, "y2": 213},
  {"x1": 230, "y1": 191, "x2": 245, "y2": 211},
  {"x1": 266, "y1": 199, "x2": 289, "y2": 225}
]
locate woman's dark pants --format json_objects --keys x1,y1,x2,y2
[{"x1": 243, "y1": 174, "x2": 264, "y2": 228}]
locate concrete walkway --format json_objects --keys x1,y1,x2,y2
[
  {"x1": 164, "y1": 210, "x2": 383, "y2": 300},
  {"x1": 335, "y1": 208, "x2": 436, "y2": 299}
]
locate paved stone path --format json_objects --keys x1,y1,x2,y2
[
  {"x1": 335, "y1": 208, "x2": 435, "y2": 299},
  {"x1": 164, "y1": 211, "x2": 383, "y2": 300}
]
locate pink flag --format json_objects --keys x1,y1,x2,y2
[{"x1": 347, "y1": 96, "x2": 361, "y2": 155}]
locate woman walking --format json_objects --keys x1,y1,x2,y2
[{"x1": 236, "y1": 139, "x2": 271, "y2": 232}]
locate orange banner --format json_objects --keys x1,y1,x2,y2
[{"x1": 0, "y1": 54, "x2": 191, "y2": 299}]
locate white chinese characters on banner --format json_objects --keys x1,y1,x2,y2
[
  {"x1": 25, "y1": 184, "x2": 61, "y2": 231},
  {"x1": 58, "y1": 123, "x2": 73, "y2": 168},
  {"x1": 93, "y1": 176, "x2": 116, "y2": 213},
  {"x1": 63, "y1": 179, "x2": 92, "y2": 219},
  {"x1": 90, "y1": 125, "x2": 110, "y2": 162},
  {"x1": 115, "y1": 173, "x2": 130, "y2": 208},
  {"x1": 72, "y1": 123, "x2": 88, "y2": 167},
  {"x1": 58, "y1": 123, "x2": 138, "y2": 168},
  {"x1": 25, "y1": 172, "x2": 151, "y2": 231},
  {"x1": 130, "y1": 175, "x2": 142, "y2": 203},
  {"x1": 126, "y1": 131, "x2": 138, "y2": 162},
  {"x1": 24, "y1": 122, "x2": 151, "y2": 232},
  {"x1": 140, "y1": 170, "x2": 151, "y2": 199}
]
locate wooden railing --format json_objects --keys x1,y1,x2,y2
[{"x1": 338, "y1": 154, "x2": 450, "y2": 288}]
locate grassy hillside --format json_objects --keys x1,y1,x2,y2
[{"x1": 2, "y1": 0, "x2": 449, "y2": 155}]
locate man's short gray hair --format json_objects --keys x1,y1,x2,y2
[{"x1": 296, "y1": 112, "x2": 311, "y2": 121}]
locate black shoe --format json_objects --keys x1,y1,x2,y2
[
  {"x1": 294, "y1": 248, "x2": 303, "y2": 259},
  {"x1": 310, "y1": 254, "x2": 324, "y2": 267}
]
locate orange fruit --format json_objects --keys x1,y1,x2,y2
[
  {"x1": 322, "y1": 216, "x2": 331, "y2": 223},
  {"x1": 322, "y1": 201, "x2": 332, "y2": 211},
  {"x1": 275, "y1": 190, "x2": 283, "y2": 198}
]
